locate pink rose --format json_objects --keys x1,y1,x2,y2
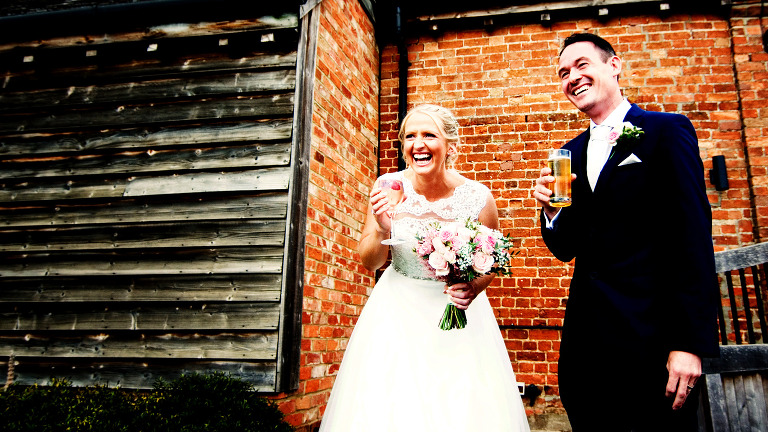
[
  {"x1": 432, "y1": 237, "x2": 448, "y2": 254},
  {"x1": 471, "y1": 252, "x2": 494, "y2": 274},
  {"x1": 443, "y1": 249, "x2": 457, "y2": 264},
  {"x1": 456, "y1": 226, "x2": 473, "y2": 245},
  {"x1": 607, "y1": 130, "x2": 620, "y2": 144},
  {"x1": 428, "y1": 251, "x2": 450, "y2": 276},
  {"x1": 479, "y1": 234, "x2": 496, "y2": 254},
  {"x1": 417, "y1": 240, "x2": 434, "y2": 256},
  {"x1": 439, "y1": 228, "x2": 455, "y2": 243}
]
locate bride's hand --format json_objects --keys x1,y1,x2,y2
[
  {"x1": 445, "y1": 281, "x2": 478, "y2": 310},
  {"x1": 369, "y1": 185, "x2": 393, "y2": 232},
  {"x1": 445, "y1": 273, "x2": 495, "y2": 309}
]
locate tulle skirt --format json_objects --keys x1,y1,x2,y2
[{"x1": 319, "y1": 267, "x2": 530, "y2": 432}]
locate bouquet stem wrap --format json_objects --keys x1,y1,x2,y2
[{"x1": 439, "y1": 273, "x2": 468, "y2": 330}]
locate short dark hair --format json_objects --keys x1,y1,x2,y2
[{"x1": 560, "y1": 33, "x2": 616, "y2": 61}]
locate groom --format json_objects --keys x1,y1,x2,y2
[{"x1": 533, "y1": 33, "x2": 719, "y2": 431}]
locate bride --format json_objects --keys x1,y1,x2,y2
[{"x1": 319, "y1": 104, "x2": 530, "y2": 431}]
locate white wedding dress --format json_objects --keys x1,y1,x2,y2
[{"x1": 319, "y1": 171, "x2": 530, "y2": 432}]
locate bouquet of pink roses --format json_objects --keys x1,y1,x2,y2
[{"x1": 415, "y1": 219, "x2": 517, "y2": 330}]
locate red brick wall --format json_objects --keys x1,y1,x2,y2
[
  {"x1": 731, "y1": 2, "x2": 768, "y2": 242},
  {"x1": 274, "y1": 0, "x2": 379, "y2": 429},
  {"x1": 379, "y1": 6, "x2": 764, "y2": 418}
]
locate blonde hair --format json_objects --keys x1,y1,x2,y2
[{"x1": 398, "y1": 104, "x2": 460, "y2": 167}]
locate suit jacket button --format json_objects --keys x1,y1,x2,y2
[{"x1": 589, "y1": 272, "x2": 598, "y2": 280}]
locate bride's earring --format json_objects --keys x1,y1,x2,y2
[{"x1": 445, "y1": 150, "x2": 455, "y2": 165}]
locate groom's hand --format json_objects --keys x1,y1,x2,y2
[
  {"x1": 665, "y1": 350, "x2": 702, "y2": 410},
  {"x1": 533, "y1": 167, "x2": 575, "y2": 221}
]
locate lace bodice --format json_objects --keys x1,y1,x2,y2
[{"x1": 384, "y1": 171, "x2": 491, "y2": 281}]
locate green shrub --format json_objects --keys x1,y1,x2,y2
[
  {"x1": 0, "y1": 373, "x2": 294, "y2": 432},
  {"x1": 0, "y1": 378, "x2": 141, "y2": 432},
  {"x1": 153, "y1": 373, "x2": 294, "y2": 432}
]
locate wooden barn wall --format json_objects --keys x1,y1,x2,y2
[{"x1": 0, "y1": 13, "x2": 305, "y2": 391}]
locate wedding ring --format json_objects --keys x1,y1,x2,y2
[{"x1": 687, "y1": 385, "x2": 694, "y2": 390}]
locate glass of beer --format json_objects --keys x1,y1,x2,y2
[{"x1": 548, "y1": 149, "x2": 572, "y2": 207}]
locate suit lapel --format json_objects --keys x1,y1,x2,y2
[
  {"x1": 569, "y1": 130, "x2": 591, "y2": 195},
  {"x1": 593, "y1": 105, "x2": 646, "y2": 192}
]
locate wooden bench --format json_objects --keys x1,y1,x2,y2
[{"x1": 698, "y1": 242, "x2": 768, "y2": 432}]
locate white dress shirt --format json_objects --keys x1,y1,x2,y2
[
  {"x1": 544, "y1": 99, "x2": 632, "y2": 228},
  {"x1": 586, "y1": 99, "x2": 632, "y2": 190}
]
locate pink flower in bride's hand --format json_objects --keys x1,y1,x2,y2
[
  {"x1": 455, "y1": 226, "x2": 473, "y2": 246},
  {"x1": 471, "y1": 252, "x2": 494, "y2": 274},
  {"x1": 439, "y1": 227, "x2": 455, "y2": 243},
  {"x1": 478, "y1": 234, "x2": 496, "y2": 254},
  {"x1": 442, "y1": 249, "x2": 457, "y2": 264},
  {"x1": 425, "y1": 227, "x2": 438, "y2": 240},
  {"x1": 417, "y1": 239, "x2": 434, "y2": 256},
  {"x1": 428, "y1": 251, "x2": 450, "y2": 276},
  {"x1": 432, "y1": 237, "x2": 448, "y2": 254}
]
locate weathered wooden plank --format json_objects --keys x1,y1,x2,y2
[
  {"x1": 0, "y1": 193, "x2": 288, "y2": 228},
  {"x1": 703, "y1": 373, "x2": 731, "y2": 432},
  {"x1": 0, "y1": 332, "x2": 278, "y2": 360},
  {"x1": 5, "y1": 359, "x2": 277, "y2": 390},
  {"x1": 0, "y1": 219, "x2": 286, "y2": 252},
  {"x1": 0, "y1": 141, "x2": 292, "y2": 180},
  {"x1": 2, "y1": 49, "x2": 298, "y2": 91},
  {"x1": 764, "y1": 373, "x2": 768, "y2": 422},
  {"x1": 0, "y1": 167, "x2": 290, "y2": 202},
  {"x1": 1, "y1": 25, "x2": 300, "y2": 80},
  {"x1": 0, "y1": 309, "x2": 131, "y2": 331},
  {"x1": 123, "y1": 168, "x2": 290, "y2": 197},
  {"x1": 715, "y1": 242, "x2": 768, "y2": 274},
  {"x1": 0, "y1": 70, "x2": 296, "y2": 113},
  {"x1": 137, "y1": 303, "x2": 280, "y2": 330},
  {"x1": 743, "y1": 373, "x2": 768, "y2": 430},
  {"x1": 0, "y1": 15, "x2": 300, "y2": 52},
  {"x1": 0, "y1": 246, "x2": 284, "y2": 277},
  {"x1": 0, "y1": 303, "x2": 280, "y2": 331},
  {"x1": 703, "y1": 345, "x2": 768, "y2": 374},
  {"x1": 274, "y1": 7, "x2": 315, "y2": 392},
  {"x1": 0, "y1": 178, "x2": 129, "y2": 202},
  {"x1": 0, "y1": 121, "x2": 293, "y2": 156},
  {"x1": 0, "y1": 93, "x2": 294, "y2": 134},
  {"x1": 723, "y1": 375, "x2": 743, "y2": 431},
  {"x1": 0, "y1": 274, "x2": 282, "y2": 303},
  {"x1": 732, "y1": 375, "x2": 750, "y2": 431}
]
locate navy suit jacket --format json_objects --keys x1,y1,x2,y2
[{"x1": 542, "y1": 104, "x2": 719, "y2": 362}]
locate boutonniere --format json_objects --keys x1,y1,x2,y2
[{"x1": 607, "y1": 122, "x2": 644, "y2": 159}]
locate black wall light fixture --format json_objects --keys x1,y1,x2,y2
[
  {"x1": 710, "y1": 155, "x2": 729, "y2": 191},
  {"x1": 763, "y1": 28, "x2": 768, "y2": 53},
  {"x1": 763, "y1": 0, "x2": 768, "y2": 53}
]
